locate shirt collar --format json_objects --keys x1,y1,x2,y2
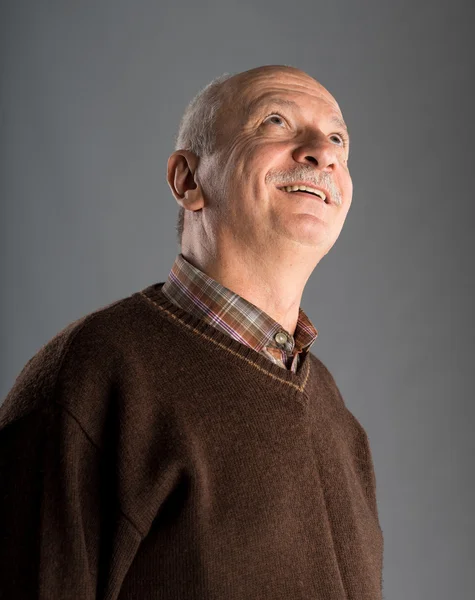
[{"x1": 162, "y1": 254, "x2": 318, "y2": 354}]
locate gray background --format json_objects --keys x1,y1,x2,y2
[{"x1": 1, "y1": 0, "x2": 474, "y2": 598}]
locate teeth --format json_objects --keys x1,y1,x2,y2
[{"x1": 282, "y1": 185, "x2": 326, "y2": 201}]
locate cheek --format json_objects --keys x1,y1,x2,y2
[
  {"x1": 238, "y1": 151, "x2": 265, "y2": 182},
  {"x1": 340, "y1": 166, "x2": 353, "y2": 203},
  {"x1": 235, "y1": 139, "x2": 284, "y2": 180},
  {"x1": 346, "y1": 177, "x2": 353, "y2": 204}
]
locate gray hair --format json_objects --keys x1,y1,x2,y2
[{"x1": 174, "y1": 73, "x2": 234, "y2": 245}]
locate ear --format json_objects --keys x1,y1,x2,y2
[{"x1": 167, "y1": 150, "x2": 204, "y2": 211}]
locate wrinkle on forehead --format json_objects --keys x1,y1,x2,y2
[
  {"x1": 212, "y1": 65, "x2": 344, "y2": 152},
  {"x1": 229, "y1": 65, "x2": 318, "y2": 89},
  {"x1": 222, "y1": 66, "x2": 341, "y2": 120}
]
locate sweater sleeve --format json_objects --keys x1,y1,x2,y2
[{"x1": 0, "y1": 326, "x2": 143, "y2": 599}]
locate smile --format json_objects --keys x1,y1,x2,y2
[{"x1": 278, "y1": 185, "x2": 329, "y2": 204}]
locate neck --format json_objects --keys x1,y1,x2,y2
[{"x1": 182, "y1": 239, "x2": 318, "y2": 336}]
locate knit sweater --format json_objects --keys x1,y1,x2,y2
[{"x1": 0, "y1": 283, "x2": 384, "y2": 600}]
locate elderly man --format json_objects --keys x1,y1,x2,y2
[{"x1": 0, "y1": 65, "x2": 384, "y2": 599}]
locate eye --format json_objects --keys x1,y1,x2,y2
[
  {"x1": 263, "y1": 113, "x2": 286, "y2": 127},
  {"x1": 329, "y1": 133, "x2": 347, "y2": 146}
]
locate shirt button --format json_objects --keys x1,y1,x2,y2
[{"x1": 274, "y1": 332, "x2": 288, "y2": 345}]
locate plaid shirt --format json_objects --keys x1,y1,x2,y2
[{"x1": 162, "y1": 254, "x2": 318, "y2": 373}]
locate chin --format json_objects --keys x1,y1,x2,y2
[
  {"x1": 281, "y1": 214, "x2": 332, "y2": 247},
  {"x1": 283, "y1": 229, "x2": 331, "y2": 250}
]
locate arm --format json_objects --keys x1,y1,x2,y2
[{"x1": 0, "y1": 329, "x2": 143, "y2": 599}]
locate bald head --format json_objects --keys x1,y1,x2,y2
[
  {"x1": 175, "y1": 65, "x2": 335, "y2": 157},
  {"x1": 214, "y1": 66, "x2": 339, "y2": 153},
  {"x1": 224, "y1": 65, "x2": 321, "y2": 93}
]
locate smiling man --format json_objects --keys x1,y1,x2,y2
[
  {"x1": 169, "y1": 66, "x2": 353, "y2": 345},
  {"x1": 0, "y1": 65, "x2": 383, "y2": 599}
]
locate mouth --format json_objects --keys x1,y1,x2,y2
[{"x1": 277, "y1": 184, "x2": 330, "y2": 204}]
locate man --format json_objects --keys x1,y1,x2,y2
[{"x1": 0, "y1": 65, "x2": 384, "y2": 599}]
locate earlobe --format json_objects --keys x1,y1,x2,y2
[{"x1": 167, "y1": 151, "x2": 204, "y2": 211}]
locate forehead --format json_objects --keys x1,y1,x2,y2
[{"x1": 232, "y1": 69, "x2": 342, "y2": 120}]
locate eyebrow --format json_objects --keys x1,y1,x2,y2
[{"x1": 246, "y1": 96, "x2": 350, "y2": 143}]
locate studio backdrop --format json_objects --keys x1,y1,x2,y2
[{"x1": 1, "y1": 1, "x2": 474, "y2": 598}]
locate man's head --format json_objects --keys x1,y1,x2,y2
[{"x1": 168, "y1": 65, "x2": 353, "y2": 262}]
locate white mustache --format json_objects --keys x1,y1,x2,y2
[{"x1": 265, "y1": 167, "x2": 341, "y2": 206}]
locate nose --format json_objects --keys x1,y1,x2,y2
[{"x1": 292, "y1": 135, "x2": 338, "y2": 172}]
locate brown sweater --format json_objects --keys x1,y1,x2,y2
[{"x1": 0, "y1": 283, "x2": 384, "y2": 600}]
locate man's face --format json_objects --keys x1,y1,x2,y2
[{"x1": 199, "y1": 68, "x2": 353, "y2": 257}]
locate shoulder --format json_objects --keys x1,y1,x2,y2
[
  {"x1": 0, "y1": 286, "x2": 169, "y2": 430},
  {"x1": 307, "y1": 352, "x2": 343, "y2": 398},
  {"x1": 307, "y1": 352, "x2": 370, "y2": 440}
]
